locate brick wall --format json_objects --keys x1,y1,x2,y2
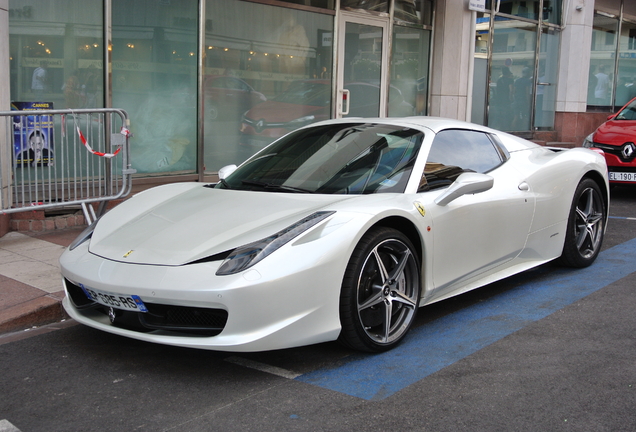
[{"x1": 554, "y1": 112, "x2": 610, "y2": 145}]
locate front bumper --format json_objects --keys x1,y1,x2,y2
[
  {"x1": 584, "y1": 138, "x2": 636, "y2": 183},
  {"x1": 60, "y1": 239, "x2": 346, "y2": 352}
]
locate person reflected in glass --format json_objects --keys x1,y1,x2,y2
[
  {"x1": 31, "y1": 61, "x2": 48, "y2": 100},
  {"x1": 513, "y1": 67, "x2": 533, "y2": 130},
  {"x1": 594, "y1": 65, "x2": 610, "y2": 105},
  {"x1": 492, "y1": 67, "x2": 514, "y2": 131}
]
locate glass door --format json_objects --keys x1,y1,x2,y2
[
  {"x1": 534, "y1": 27, "x2": 559, "y2": 129},
  {"x1": 336, "y1": 12, "x2": 390, "y2": 118}
]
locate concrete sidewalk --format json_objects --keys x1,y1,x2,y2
[{"x1": 0, "y1": 227, "x2": 84, "y2": 335}]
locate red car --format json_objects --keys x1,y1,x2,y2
[
  {"x1": 204, "y1": 76, "x2": 266, "y2": 121},
  {"x1": 584, "y1": 96, "x2": 636, "y2": 184}
]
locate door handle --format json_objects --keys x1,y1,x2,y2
[{"x1": 340, "y1": 89, "x2": 350, "y2": 116}]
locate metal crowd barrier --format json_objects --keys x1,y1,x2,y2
[{"x1": 0, "y1": 108, "x2": 135, "y2": 224}]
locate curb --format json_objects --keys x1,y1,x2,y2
[{"x1": 0, "y1": 293, "x2": 69, "y2": 335}]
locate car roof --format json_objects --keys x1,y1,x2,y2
[{"x1": 309, "y1": 116, "x2": 539, "y2": 152}]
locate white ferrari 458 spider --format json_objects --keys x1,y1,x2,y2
[{"x1": 60, "y1": 117, "x2": 609, "y2": 352}]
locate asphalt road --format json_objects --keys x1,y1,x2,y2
[{"x1": 1, "y1": 186, "x2": 635, "y2": 432}]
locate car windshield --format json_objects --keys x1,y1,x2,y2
[
  {"x1": 217, "y1": 123, "x2": 424, "y2": 194},
  {"x1": 615, "y1": 99, "x2": 636, "y2": 120}
]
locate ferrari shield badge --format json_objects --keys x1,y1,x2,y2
[{"x1": 414, "y1": 201, "x2": 426, "y2": 217}]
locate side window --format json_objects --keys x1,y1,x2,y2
[{"x1": 419, "y1": 129, "x2": 504, "y2": 192}]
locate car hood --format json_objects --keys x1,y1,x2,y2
[
  {"x1": 594, "y1": 120, "x2": 636, "y2": 145},
  {"x1": 245, "y1": 101, "x2": 326, "y2": 123},
  {"x1": 88, "y1": 184, "x2": 354, "y2": 266}
]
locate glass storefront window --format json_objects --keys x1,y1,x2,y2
[
  {"x1": 486, "y1": 0, "x2": 539, "y2": 21},
  {"x1": 341, "y1": 0, "x2": 387, "y2": 14},
  {"x1": 394, "y1": 0, "x2": 433, "y2": 26},
  {"x1": 390, "y1": 26, "x2": 430, "y2": 117},
  {"x1": 279, "y1": 0, "x2": 335, "y2": 9},
  {"x1": 534, "y1": 27, "x2": 559, "y2": 129},
  {"x1": 9, "y1": 1, "x2": 103, "y2": 109},
  {"x1": 541, "y1": 0, "x2": 562, "y2": 25},
  {"x1": 112, "y1": 0, "x2": 198, "y2": 175},
  {"x1": 340, "y1": 0, "x2": 432, "y2": 26},
  {"x1": 472, "y1": 13, "x2": 491, "y2": 126},
  {"x1": 587, "y1": 13, "x2": 619, "y2": 107},
  {"x1": 488, "y1": 19, "x2": 537, "y2": 131},
  {"x1": 615, "y1": 21, "x2": 636, "y2": 108},
  {"x1": 204, "y1": 0, "x2": 334, "y2": 172},
  {"x1": 484, "y1": 1, "x2": 562, "y2": 25}
]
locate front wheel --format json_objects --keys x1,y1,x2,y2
[
  {"x1": 558, "y1": 178, "x2": 606, "y2": 268},
  {"x1": 338, "y1": 227, "x2": 421, "y2": 352}
]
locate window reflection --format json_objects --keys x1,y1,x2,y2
[
  {"x1": 615, "y1": 21, "x2": 636, "y2": 109},
  {"x1": 487, "y1": 19, "x2": 537, "y2": 132},
  {"x1": 204, "y1": 0, "x2": 334, "y2": 172},
  {"x1": 340, "y1": 0, "x2": 432, "y2": 25},
  {"x1": 587, "y1": 13, "x2": 619, "y2": 108},
  {"x1": 220, "y1": 123, "x2": 423, "y2": 195},
  {"x1": 391, "y1": 26, "x2": 430, "y2": 117},
  {"x1": 112, "y1": 0, "x2": 198, "y2": 174},
  {"x1": 9, "y1": 1, "x2": 103, "y2": 109}
]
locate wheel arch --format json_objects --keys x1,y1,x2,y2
[
  {"x1": 369, "y1": 216, "x2": 423, "y2": 265},
  {"x1": 581, "y1": 169, "x2": 610, "y2": 218}
]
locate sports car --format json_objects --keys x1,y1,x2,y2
[
  {"x1": 60, "y1": 117, "x2": 609, "y2": 353},
  {"x1": 583, "y1": 95, "x2": 636, "y2": 184}
]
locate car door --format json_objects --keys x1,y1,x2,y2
[{"x1": 418, "y1": 129, "x2": 536, "y2": 298}]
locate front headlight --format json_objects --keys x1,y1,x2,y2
[
  {"x1": 216, "y1": 211, "x2": 335, "y2": 276},
  {"x1": 582, "y1": 133, "x2": 595, "y2": 148}
]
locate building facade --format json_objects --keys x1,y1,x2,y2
[{"x1": 1, "y1": 0, "x2": 635, "y2": 182}]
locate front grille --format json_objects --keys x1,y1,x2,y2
[
  {"x1": 64, "y1": 278, "x2": 228, "y2": 337},
  {"x1": 594, "y1": 142, "x2": 636, "y2": 163},
  {"x1": 608, "y1": 166, "x2": 636, "y2": 173},
  {"x1": 65, "y1": 278, "x2": 96, "y2": 309},
  {"x1": 141, "y1": 304, "x2": 228, "y2": 335}
]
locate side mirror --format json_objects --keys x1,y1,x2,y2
[
  {"x1": 218, "y1": 164, "x2": 237, "y2": 180},
  {"x1": 434, "y1": 172, "x2": 494, "y2": 206},
  {"x1": 607, "y1": 114, "x2": 617, "y2": 121}
]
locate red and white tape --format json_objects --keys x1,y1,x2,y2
[{"x1": 71, "y1": 114, "x2": 129, "y2": 158}]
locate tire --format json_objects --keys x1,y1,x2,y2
[
  {"x1": 338, "y1": 227, "x2": 421, "y2": 352},
  {"x1": 557, "y1": 178, "x2": 606, "y2": 268}
]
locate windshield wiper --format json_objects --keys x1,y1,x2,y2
[
  {"x1": 241, "y1": 180, "x2": 311, "y2": 193},
  {"x1": 205, "y1": 179, "x2": 232, "y2": 189}
]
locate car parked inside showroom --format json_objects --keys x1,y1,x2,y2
[
  {"x1": 60, "y1": 117, "x2": 609, "y2": 353},
  {"x1": 583, "y1": 95, "x2": 636, "y2": 184}
]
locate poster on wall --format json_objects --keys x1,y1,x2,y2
[{"x1": 11, "y1": 102, "x2": 55, "y2": 168}]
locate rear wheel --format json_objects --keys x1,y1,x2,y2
[
  {"x1": 207, "y1": 103, "x2": 219, "y2": 121},
  {"x1": 558, "y1": 178, "x2": 606, "y2": 267},
  {"x1": 338, "y1": 227, "x2": 420, "y2": 352}
]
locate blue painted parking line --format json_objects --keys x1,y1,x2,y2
[
  {"x1": 609, "y1": 216, "x2": 636, "y2": 221},
  {"x1": 296, "y1": 237, "x2": 636, "y2": 400}
]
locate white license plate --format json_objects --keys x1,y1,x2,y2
[
  {"x1": 79, "y1": 284, "x2": 148, "y2": 312},
  {"x1": 609, "y1": 172, "x2": 636, "y2": 182}
]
